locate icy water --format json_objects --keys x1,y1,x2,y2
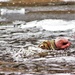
[{"x1": 0, "y1": 3, "x2": 75, "y2": 75}]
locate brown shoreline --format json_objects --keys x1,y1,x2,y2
[{"x1": 0, "y1": 1, "x2": 75, "y2": 7}]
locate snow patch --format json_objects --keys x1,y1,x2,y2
[
  {"x1": 0, "y1": 8, "x2": 25, "y2": 15},
  {"x1": 0, "y1": 0, "x2": 9, "y2": 2}
]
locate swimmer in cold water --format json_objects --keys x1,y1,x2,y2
[{"x1": 39, "y1": 37, "x2": 71, "y2": 50}]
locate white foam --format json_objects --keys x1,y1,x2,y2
[{"x1": 20, "y1": 19, "x2": 75, "y2": 31}]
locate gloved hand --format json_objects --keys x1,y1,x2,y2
[{"x1": 55, "y1": 37, "x2": 71, "y2": 50}]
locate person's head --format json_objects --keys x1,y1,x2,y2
[{"x1": 55, "y1": 37, "x2": 71, "y2": 49}]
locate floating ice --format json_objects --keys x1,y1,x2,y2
[{"x1": 12, "y1": 46, "x2": 48, "y2": 62}]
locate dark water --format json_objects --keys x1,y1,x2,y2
[{"x1": 0, "y1": 4, "x2": 75, "y2": 75}]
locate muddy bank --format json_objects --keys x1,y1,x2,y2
[{"x1": 0, "y1": 0, "x2": 75, "y2": 7}]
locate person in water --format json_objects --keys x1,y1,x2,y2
[{"x1": 39, "y1": 37, "x2": 71, "y2": 50}]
